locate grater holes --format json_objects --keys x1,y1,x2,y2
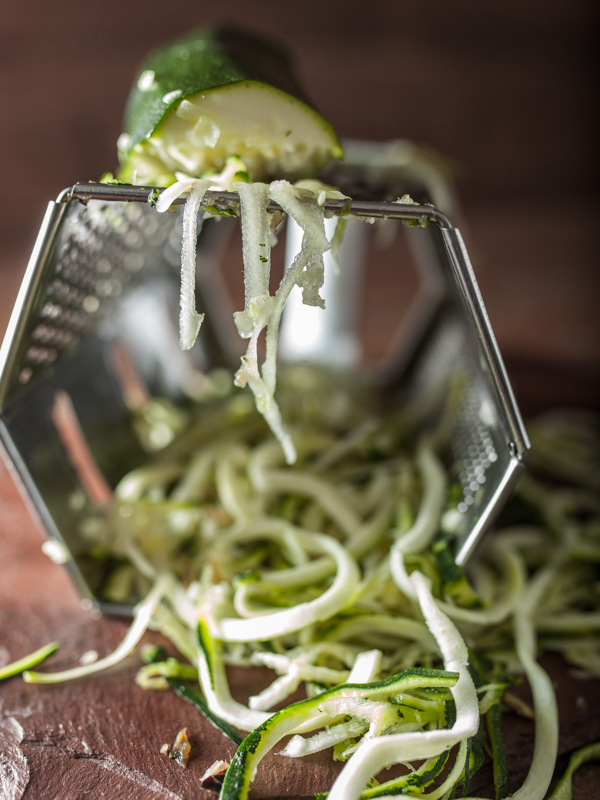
[
  {"x1": 31, "y1": 323, "x2": 77, "y2": 348},
  {"x1": 450, "y1": 379, "x2": 499, "y2": 514},
  {"x1": 102, "y1": 206, "x2": 129, "y2": 235},
  {"x1": 47, "y1": 277, "x2": 87, "y2": 308},
  {"x1": 41, "y1": 301, "x2": 91, "y2": 333},
  {"x1": 124, "y1": 203, "x2": 143, "y2": 222},
  {"x1": 123, "y1": 252, "x2": 144, "y2": 272},
  {"x1": 9, "y1": 197, "x2": 182, "y2": 396},
  {"x1": 82, "y1": 296, "x2": 100, "y2": 313},
  {"x1": 69, "y1": 228, "x2": 104, "y2": 255},
  {"x1": 94, "y1": 278, "x2": 123, "y2": 298},
  {"x1": 41, "y1": 301, "x2": 61, "y2": 320},
  {"x1": 124, "y1": 228, "x2": 143, "y2": 249},
  {"x1": 399, "y1": 313, "x2": 502, "y2": 518},
  {"x1": 146, "y1": 229, "x2": 169, "y2": 248},
  {"x1": 96, "y1": 257, "x2": 112, "y2": 273},
  {"x1": 56, "y1": 256, "x2": 98, "y2": 293},
  {"x1": 25, "y1": 344, "x2": 58, "y2": 366},
  {"x1": 406, "y1": 316, "x2": 465, "y2": 399}
]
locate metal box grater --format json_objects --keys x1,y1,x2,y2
[{"x1": 0, "y1": 142, "x2": 529, "y2": 614}]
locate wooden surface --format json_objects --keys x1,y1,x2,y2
[{"x1": 1, "y1": 2, "x2": 599, "y2": 798}]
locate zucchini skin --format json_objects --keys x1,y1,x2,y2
[
  {"x1": 219, "y1": 667, "x2": 459, "y2": 800},
  {"x1": 122, "y1": 27, "x2": 315, "y2": 157},
  {"x1": 167, "y1": 679, "x2": 244, "y2": 746}
]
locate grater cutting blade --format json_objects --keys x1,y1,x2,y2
[{"x1": 0, "y1": 152, "x2": 529, "y2": 614}]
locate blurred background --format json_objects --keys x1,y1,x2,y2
[{"x1": 1, "y1": 0, "x2": 598, "y2": 409}]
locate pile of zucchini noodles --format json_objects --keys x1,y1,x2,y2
[
  {"x1": 21, "y1": 177, "x2": 600, "y2": 797},
  {"x1": 25, "y1": 365, "x2": 600, "y2": 799}
]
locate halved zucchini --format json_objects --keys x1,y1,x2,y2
[{"x1": 117, "y1": 27, "x2": 343, "y2": 185}]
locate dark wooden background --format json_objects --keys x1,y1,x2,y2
[
  {"x1": 1, "y1": 1, "x2": 599, "y2": 797},
  {"x1": 1, "y1": 0, "x2": 598, "y2": 389}
]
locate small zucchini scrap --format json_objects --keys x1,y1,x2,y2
[
  {"x1": 200, "y1": 760, "x2": 230, "y2": 793},
  {"x1": 161, "y1": 727, "x2": 191, "y2": 767}
]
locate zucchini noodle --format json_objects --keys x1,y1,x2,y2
[
  {"x1": 155, "y1": 172, "x2": 347, "y2": 464},
  {"x1": 23, "y1": 575, "x2": 173, "y2": 684},
  {"x1": 203, "y1": 522, "x2": 360, "y2": 642}
]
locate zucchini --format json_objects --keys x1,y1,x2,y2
[
  {"x1": 117, "y1": 27, "x2": 342, "y2": 186},
  {"x1": 139, "y1": 644, "x2": 244, "y2": 745},
  {"x1": 0, "y1": 641, "x2": 60, "y2": 681},
  {"x1": 361, "y1": 748, "x2": 451, "y2": 798},
  {"x1": 219, "y1": 667, "x2": 458, "y2": 800}
]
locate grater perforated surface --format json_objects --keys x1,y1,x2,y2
[{"x1": 1, "y1": 198, "x2": 181, "y2": 405}]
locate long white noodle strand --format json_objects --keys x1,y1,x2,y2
[
  {"x1": 326, "y1": 570, "x2": 479, "y2": 800},
  {"x1": 508, "y1": 558, "x2": 560, "y2": 800},
  {"x1": 394, "y1": 439, "x2": 447, "y2": 554},
  {"x1": 214, "y1": 529, "x2": 360, "y2": 642},
  {"x1": 179, "y1": 180, "x2": 211, "y2": 349}
]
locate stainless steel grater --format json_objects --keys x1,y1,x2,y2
[{"x1": 0, "y1": 142, "x2": 529, "y2": 614}]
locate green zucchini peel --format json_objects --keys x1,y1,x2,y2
[{"x1": 220, "y1": 668, "x2": 458, "y2": 800}]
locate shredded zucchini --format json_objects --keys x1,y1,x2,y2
[
  {"x1": 220, "y1": 667, "x2": 459, "y2": 800},
  {"x1": 40, "y1": 351, "x2": 600, "y2": 798},
  {"x1": 0, "y1": 641, "x2": 60, "y2": 681}
]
